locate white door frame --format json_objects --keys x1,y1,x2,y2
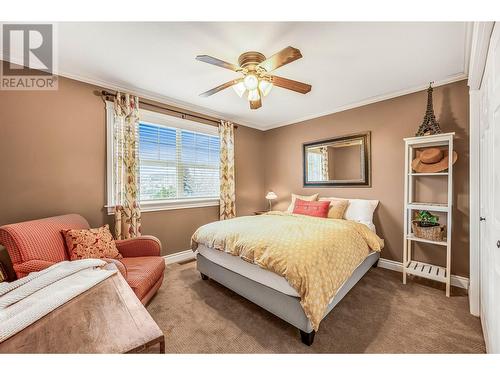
[{"x1": 468, "y1": 22, "x2": 494, "y2": 316}]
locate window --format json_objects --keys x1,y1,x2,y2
[
  {"x1": 307, "y1": 151, "x2": 324, "y2": 182},
  {"x1": 106, "y1": 103, "x2": 220, "y2": 213},
  {"x1": 138, "y1": 122, "x2": 220, "y2": 201}
]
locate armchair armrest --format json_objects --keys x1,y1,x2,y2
[
  {"x1": 13, "y1": 259, "x2": 56, "y2": 278},
  {"x1": 114, "y1": 235, "x2": 162, "y2": 258}
]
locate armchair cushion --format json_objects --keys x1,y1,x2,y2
[
  {"x1": 115, "y1": 236, "x2": 161, "y2": 258},
  {"x1": 120, "y1": 256, "x2": 165, "y2": 303}
]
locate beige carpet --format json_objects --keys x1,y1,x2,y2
[{"x1": 146, "y1": 260, "x2": 485, "y2": 353}]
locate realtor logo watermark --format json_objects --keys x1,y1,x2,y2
[{"x1": 1, "y1": 23, "x2": 58, "y2": 90}]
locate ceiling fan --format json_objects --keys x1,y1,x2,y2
[{"x1": 196, "y1": 46, "x2": 311, "y2": 110}]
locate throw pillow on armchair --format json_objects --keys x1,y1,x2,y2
[{"x1": 62, "y1": 224, "x2": 122, "y2": 261}]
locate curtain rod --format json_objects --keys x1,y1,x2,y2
[{"x1": 100, "y1": 90, "x2": 238, "y2": 129}]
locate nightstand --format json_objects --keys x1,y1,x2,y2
[{"x1": 254, "y1": 210, "x2": 269, "y2": 215}]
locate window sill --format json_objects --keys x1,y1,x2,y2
[{"x1": 106, "y1": 198, "x2": 219, "y2": 215}]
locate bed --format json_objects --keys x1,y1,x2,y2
[{"x1": 191, "y1": 209, "x2": 383, "y2": 346}]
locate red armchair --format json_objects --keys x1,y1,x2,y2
[{"x1": 0, "y1": 214, "x2": 165, "y2": 305}]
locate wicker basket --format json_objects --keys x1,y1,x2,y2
[{"x1": 412, "y1": 221, "x2": 446, "y2": 241}]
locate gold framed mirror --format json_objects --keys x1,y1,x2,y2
[{"x1": 303, "y1": 131, "x2": 371, "y2": 187}]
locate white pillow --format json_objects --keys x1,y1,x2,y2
[
  {"x1": 286, "y1": 193, "x2": 319, "y2": 213},
  {"x1": 320, "y1": 197, "x2": 379, "y2": 231}
]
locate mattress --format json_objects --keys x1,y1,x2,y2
[
  {"x1": 197, "y1": 245, "x2": 299, "y2": 296},
  {"x1": 197, "y1": 244, "x2": 377, "y2": 300}
]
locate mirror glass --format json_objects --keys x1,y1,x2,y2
[{"x1": 303, "y1": 132, "x2": 370, "y2": 186}]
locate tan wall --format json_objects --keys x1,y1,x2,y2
[
  {"x1": 0, "y1": 74, "x2": 470, "y2": 275},
  {"x1": 0, "y1": 76, "x2": 265, "y2": 255},
  {"x1": 263, "y1": 80, "x2": 470, "y2": 277}
]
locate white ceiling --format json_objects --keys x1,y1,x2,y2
[{"x1": 16, "y1": 22, "x2": 474, "y2": 130}]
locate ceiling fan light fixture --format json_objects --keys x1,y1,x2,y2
[
  {"x1": 243, "y1": 74, "x2": 259, "y2": 90},
  {"x1": 196, "y1": 46, "x2": 311, "y2": 110},
  {"x1": 232, "y1": 81, "x2": 246, "y2": 97},
  {"x1": 258, "y1": 80, "x2": 273, "y2": 97},
  {"x1": 247, "y1": 89, "x2": 260, "y2": 102}
]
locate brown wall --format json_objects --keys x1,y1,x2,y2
[
  {"x1": 0, "y1": 76, "x2": 265, "y2": 255},
  {"x1": 0, "y1": 75, "x2": 470, "y2": 276},
  {"x1": 263, "y1": 80, "x2": 470, "y2": 277}
]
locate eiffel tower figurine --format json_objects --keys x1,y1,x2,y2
[{"x1": 415, "y1": 82, "x2": 442, "y2": 136}]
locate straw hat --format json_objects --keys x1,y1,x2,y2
[{"x1": 411, "y1": 147, "x2": 458, "y2": 173}]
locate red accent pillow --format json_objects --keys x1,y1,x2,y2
[{"x1": 292, "y1": 199, "x2": 330, "y2": 218}]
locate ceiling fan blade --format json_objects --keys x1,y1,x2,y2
[
  {"x1": 199, "y1": 79, "x2": 242, "y2": 97},
  {"x1": 250, "y1": 98, "x2": 262, "y2": 110},
  {"x1": 258, "y1": 46, "x2": 302, "y2": 72},
  {"x1": 196, "y1": 55, "x2": 240, "y2": 71},
  {"x1": 269, "y1": 75, "x2": 311, "y2": 94}
]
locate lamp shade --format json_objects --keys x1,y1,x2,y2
[
  {"x1": 247, "y1": 89, "x2": 260, "y2": 102},
  {"x1": 265, "y1": 191, "x2": 278, "y2": 200},
  {"x1": 232, "y1": 81, "x2": 246, "y2": 98},
  {"x1": 258, "y1": 80, "x2": 273, "y2": 97}
]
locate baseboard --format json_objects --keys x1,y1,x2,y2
[
  {"x1": 377, "y1": 258, "x2": 469, "y2": 290},
  {"x1": 164, "y1": 249, "x2": 196, "y2": 265}
]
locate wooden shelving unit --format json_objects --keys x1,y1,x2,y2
[{"x1": 403, "y1": 132, "x2": 454, "y2": 296}]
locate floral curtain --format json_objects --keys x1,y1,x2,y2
[
  {"x1": 219, "y1": 120, "x2": 236, "y2": 220},
  {"x1": 320, "y1": 146, "x2": 329, "y2": 181},
  {"x1": 113, "y1": 92, "x2": 142, "y2": 239}
]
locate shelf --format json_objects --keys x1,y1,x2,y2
[
  {"x1": 406, "y1": 234, "x2": 447, "y2": 246},
  {"x1": 407, "y1": 203, "x2": 450, "y2": 212},
  {"x1": 409, "y1": 172, "x2": 448, "y2": 176},
  {"x1": 404, "y1": 132, "x2": 455, "y2": 147},
  {"x1": 405, "y1": 260, "x2": 447, "y2": 283}
]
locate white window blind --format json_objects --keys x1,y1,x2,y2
[
  {"x1": 307, "y1": 152, "x2": 323, "y2": 181},
  {"x1": 138, "y1": 122, "x2": 220, "y2": 202}
]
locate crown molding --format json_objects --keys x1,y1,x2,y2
[
  {"x1": 0, "y1": 59, "x2": 468, "y2": 132},
  {"x1": 263, "y1": 24, "x2": 472, "y2": 131},
  {"x1": 53, "y1": 69, "x2": 470, "y2": 132},
  {"x1": 0, "y1": 54, "x2": 263, "y2": 129},
  {"x1": 54, "y1": 69, "x2": 262, "y2": 129},
  {"x1": 463, "y1": 21, "x2": 473, "y2": 76},
  {"x1": 468, "y1": 22, "x2": 494, "y2": 90},
  {"x1": 260, "y1": 73, "x2": 468, "y2": 131},
  {"x1": 58, "y1": 69, "x2": 468, "y2": 132}
]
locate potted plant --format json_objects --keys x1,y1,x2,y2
[
  {"x1": 412, "y1": 210, "x2": 445, "y2": 241},
  {"x1": 415, "y1": 210, "x2": 439, "y2": 227}
]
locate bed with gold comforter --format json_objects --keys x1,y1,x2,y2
[{"x1": 191, "y1": 211, "x2": 384, "y2": 331}]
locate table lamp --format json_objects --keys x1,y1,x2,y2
[{"x1": 265, "y1": 191, "x2": 278, "y2": 211}]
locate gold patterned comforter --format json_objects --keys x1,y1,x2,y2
[{"x1": 191, "y1": 211, "x2": 384, "y2": 330}]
